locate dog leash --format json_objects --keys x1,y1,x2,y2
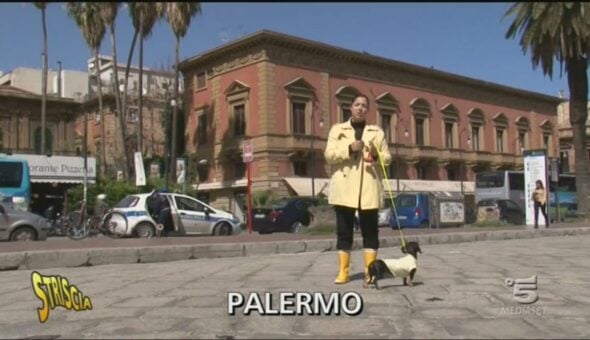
[{"x1": 374, "y1": 146, "x2": 407, "y2": 252}]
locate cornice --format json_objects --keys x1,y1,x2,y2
[{"x1": 179, "y1": 30, "x2": 561, "y2": 110}]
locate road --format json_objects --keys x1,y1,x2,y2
[
  {"x1": 0, "y1": 234, "x2": 589, "y2": 339},
  {"x1": 0, "y1": 223, "x2": 566, "y2": 254}
]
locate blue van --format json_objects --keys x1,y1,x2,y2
[{"x1": 390, "y1": 193, "x2": 430, "y2": 229}]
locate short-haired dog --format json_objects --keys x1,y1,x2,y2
[{"x1": 365, "y1": 241, "x2": 422, "y2": 289}]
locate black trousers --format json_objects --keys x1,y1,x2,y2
[
  {"x1": 533, "y1": 202, "x2": 549, "y2": 227},
  {"x1": 334, "y1": 205, "x2": 379, "y2": 250}
]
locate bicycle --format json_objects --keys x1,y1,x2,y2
[{"x1": 67, "y1": 199, "x2": 128, "y2": 240}]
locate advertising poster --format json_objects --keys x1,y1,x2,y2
[
  {"x1": 176, "y1": 158, "x2": 186, "y2": 184},
  {"x1": 134, "y1": 152, "x2": 146, "y2": 186},
  {"x1": 523, "y1": 149, "x2": 548, "y2": 226}
]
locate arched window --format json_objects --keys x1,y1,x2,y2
[
  {"x1": 335, "y1": 86, "x2": 360, "y2": 122},
  {"x1": 492, "y1": 113, "x2": 508, "y2": 153},
  {"x1": 224, "y1": 80, "x2": 250, "y2": 137},
  {"x1": 376, "y1": 93, "x2": 400, "y2": 143},
  {"x1": 468, "y1": 108, "x2": 485, "y2": 151},
  {"x1": 410, "y1": 98, "x2": 431, "y2": 146},
  {"x1": 515, "y1": 116, "x2": 530, "y2": 155},
  {"x1": 440, "y1": 103, "x2": 459, "y2": 149},
  {"x1": 284, "y1": 77, "x2": 316, "y2": 135}
]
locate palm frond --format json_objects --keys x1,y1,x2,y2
[
  {"x1": 166, "y1": 2, "x2": 202, "y2": 39},
  {"x1": 504, "y1": 2, "x2": 590, "y2": 79}
]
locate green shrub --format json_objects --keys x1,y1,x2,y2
[{"x1": 252, "y1": 190, "x2": 279, "y2": 208}]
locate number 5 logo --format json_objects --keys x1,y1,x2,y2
[{"x1": 505, "y1": 275, "x2": 538, "y2": 304}]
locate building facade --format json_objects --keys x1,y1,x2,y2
[
  {"x1": 179, "y1": 30, "x2": 562, "y2": 217},
  {"x1": 0, "y1": 67, "x2": 88, "y2": 100},
  {"x1": 556, "y1": 96, "x2": 590, "y2": 174},
  {"x1": 0, "y1": 85, "x2": 96, "y2": 216}
]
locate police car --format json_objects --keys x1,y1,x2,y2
[{"x1": 113, "y1": 192, "x2": 242, "y2": 238}]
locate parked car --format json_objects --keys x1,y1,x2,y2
[
  {"x1": 390, "y1": 193, "x2": 430, "y2": 229},
  {"x1": 353, "y1": 203, "x2": 393, "y2": 230},
  {"x1": 112, "y1": 192, "x2": 242, "y2": 238},
  {"x1": 252, "y1": 197, "x2": 316, "y2": 234},
  {"x1": 0, "y1": 203, "x2": 51, "y2": 241},
  {"x1": 476, "y1": 198, "x2": 525, "y2": 225}
]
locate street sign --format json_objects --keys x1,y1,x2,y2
[{"x1": 242, "y1": 140, "x2": 253, "y2": 163}]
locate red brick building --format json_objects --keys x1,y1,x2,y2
[{"x1": 179, "y1": 30, "x2": 561, "y2": 217}]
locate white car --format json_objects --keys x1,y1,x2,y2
[{"x1": 112, "y1": 193, "x2": 242, "y2": 238}]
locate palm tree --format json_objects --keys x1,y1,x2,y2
[
  {"x1": 67, "y1": 3, "x2": 106, "y2": 196},
  {"x1": 34, "y1": 2, "x2": 48, "y2": 155},
  {"x1": 99, "y1": 2, "x2": 129, "y2": 179},
  {"x1": 505, "y1": 2, "x2": 590, "y2": 220},
  {"x1": 165, "y1": 2, "x2": 201, "y2": 186},
  {"x1": 127, "y1": 2, "x2": 165, "y2": 159}
]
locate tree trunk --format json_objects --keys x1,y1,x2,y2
[
  {"x1": 95, "y1": 48, "x2": 106, "y2": 177},
  {"x1": 170, "y1": 35, "x2": 180, "y2": 185},
  {"x1": 41, "y1": 7, "x2": 47, "y2": 155},
  {"x1": 566, "y1": 57, "x2": 590, "y2": 221},
  {"x1": 110, "y1": 23, "x2": 128, "y2": 180},
  {"x1": 122, "y1": 29, "x2": 139, "y2": 179}
]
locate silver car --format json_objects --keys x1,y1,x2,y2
[
  {"x1": 113, "y1": 193, "x2": 243, "y2": 238},
  {"x1": 0, "y1": 203, "x2": 51, "y2": 241}
]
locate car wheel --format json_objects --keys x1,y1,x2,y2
[
  {"x1": 135, "y1": 222, "x2": 155, "y2": 238},
  {"x1": 214, "y1": 222, "x2": 232, "y2": 236},
  {"x1": 419, "y1": 221, "x2": 429, "y2": 229},
  {"x1": 289, "y1": 221, "x2": 304, "y2": 234},
  {"x1": 10, "y1": 227, "x2": 37, "y2": 241}
]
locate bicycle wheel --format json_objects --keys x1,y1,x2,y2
[
  {"x1": 66, "y1": 217, "x2": 89, "y2": 240},
  {"x1": 103, "y1": 211, "x2": 128, "y2": 238}
]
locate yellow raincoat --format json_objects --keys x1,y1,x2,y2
[{"x1": 324, "y1": 120, "x2": 392, "y2": 210}]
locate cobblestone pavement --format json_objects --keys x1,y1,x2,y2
[{"x1": 0, "y1": 234, "x2": 589, "y2": 339}]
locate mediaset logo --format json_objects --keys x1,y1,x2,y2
[
  {"x1": 31, "y1": 271, "x2": 93, "y2": 323},
  {"x1": 228, "y1": 291, "x2": 363, "y2": 316}
]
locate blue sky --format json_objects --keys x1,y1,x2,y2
[{"x1": 0, "y1": 2, "x2": 570, "y2": 98}]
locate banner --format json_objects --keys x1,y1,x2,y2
[
  {"x1": 176, "y1": 158, "x2": 186, "y2": 184},
  {"x1": 524, "y1": 149, "x2": 548, "y2": 226},
  {"x1": 134, "y1": 152, "x2": 146, "y2": 186}
]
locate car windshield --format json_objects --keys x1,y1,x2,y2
[
  {"x1": 396, "y1": 195, "x2": 416, "y2": 208},
  {"x1": 269, "y1": 199, "x2": 289, "y2": 209},
  {"x1": 115, "y1": 195, "x2": 139, "y2": 208}
]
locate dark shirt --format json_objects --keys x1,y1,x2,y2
[{"x1": 349, "y1": 120, "x2": 366, "y2": 156}]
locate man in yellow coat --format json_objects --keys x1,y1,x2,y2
[{"x1": 324, "y1": 94, "x2": 392, "y2": 284}]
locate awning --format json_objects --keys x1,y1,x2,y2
[
  {"x1": 13, "y1": 154, "x2": 97, "y2": 184},
  {"x1": 283, "y1": 177, "x2": 330, "y2": 197},
  {"x1": 194, "y1": 178, "x2": 248, "y2": 191},
  {"x1": 283, "y1": 177, "x2": 474, "y2": 197}
]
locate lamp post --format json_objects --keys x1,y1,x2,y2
[
  {"x1": 459, "y1": 128, "x2": 471, "y2": 195},
  {"x1": 170, "y1": 97, "x2": 178, "y2": 178},
  {"x1": 310, "y1": 103, "x2": 324, "y2": 204},
  {"x1": 395, "y1": 118, "x2": 409, "y2": 194}
]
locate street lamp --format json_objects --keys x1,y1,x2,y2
[
  {"x1": 459, "y1": 128, "x2": 472, "y2": 195},
  {"x1": 395, "y1": 118, "x2": 410, "y2": 194},
  {"x1": 310, "y1": 104, "x2": 324, "y2": 204}
]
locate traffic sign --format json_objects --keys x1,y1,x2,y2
[{"x1": 242, "y1": 140, "x2": 253, "y2": 163}]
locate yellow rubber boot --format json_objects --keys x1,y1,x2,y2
[
  {"x1": 334, "y1": 251, "x2": 351, "y2": 284},
  {"x1": 364, "y1": 249, "x2": 377, "y2": 284}
]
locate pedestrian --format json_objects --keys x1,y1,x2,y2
[
  {"x1": 324, "y1": 93, "x2": 392, "y2": 285},
  {"x1": 531, "y1": 179, "x2": 549, "y2": 229}
]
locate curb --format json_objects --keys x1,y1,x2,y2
[{"x1": 1, "y1": 226, "x2": 589, "y2": 271}]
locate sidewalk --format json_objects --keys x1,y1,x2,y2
[{"x1": 1, "y1": 222, "x2": 589, "y2": 271}]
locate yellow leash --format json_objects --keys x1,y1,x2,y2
[{"x1": 374, "y1": 148, "x2": 407, "y2": 251}]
